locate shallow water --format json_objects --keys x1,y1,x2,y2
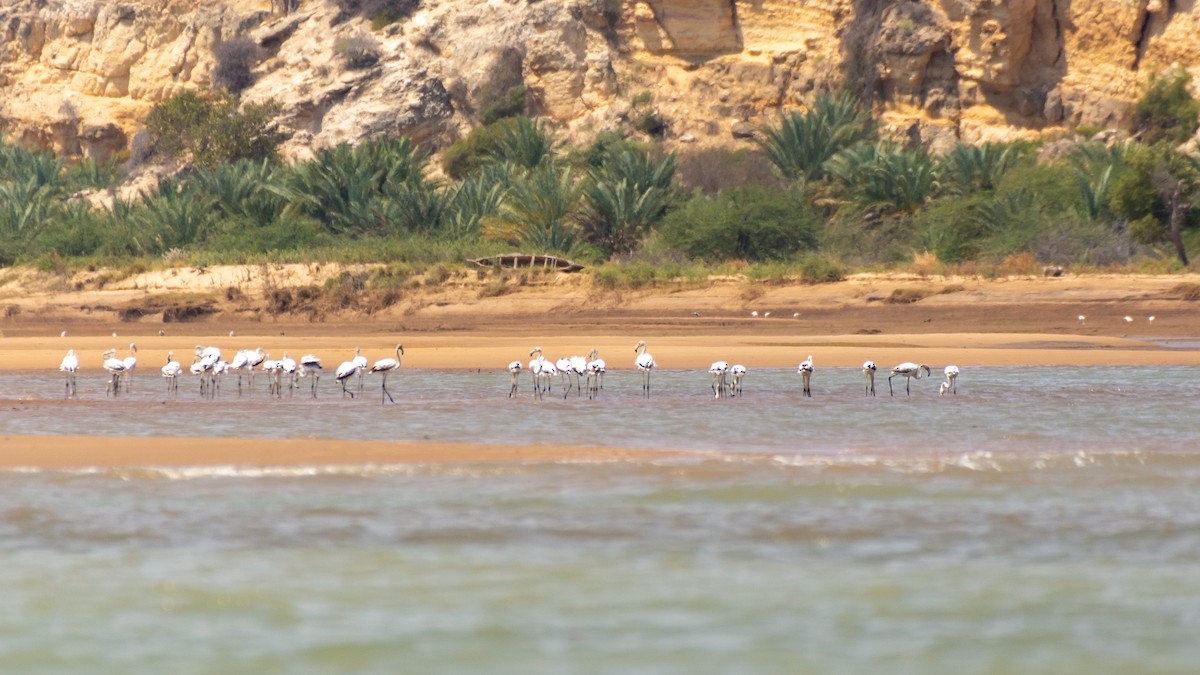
[{"x1": 3, "y1": 366, "x2": 1200, "y2": 673}]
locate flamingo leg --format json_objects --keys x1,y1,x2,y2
[{"x1": 381, "y1": 373, "x2": 394, "y2": 404}]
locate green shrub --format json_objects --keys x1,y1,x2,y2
[
  {"x1": 143, "y1": 92, "x2": 285, "y2": 168},
  {"x1": 481, "y1": 85, "x2": 526, "y2": 125},
  {"x1": 1133, "y1": 66, "x2": 1200, "y2": 146},
  {"x1": 658, "y1": 186, "x2": 819, "y2": 261}
]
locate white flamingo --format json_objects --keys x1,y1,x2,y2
[
  {"x1": 585, "y1": 349, "x2": 606, "y2": 399},
  {"x1": 261, "y1": 356, "x2": 282, "y2": 398},
  {"x1": 507, "y1": 360, "x2": 523, "y2": 398},
  {"x1": 940, "y1": 365, "x2": 960, "y2": 396},
  {"x1": 121, "y1": 343, "x2": 138, "y2": 391},
  {"x1": 369, "y1": 344, "x2": 404, "y2": 404},
  {"x1": 59, "y1": 349, "x2": 79, "y2": 398},
  {"x1": 556, "y1": 356, "x2": 574, "y2": 398},
  {"x1": 863, "y1": 360, "x2": 877, "y2": 396},
  {"x1": 889, "y1": 362, "x2": 931, "y2": 396},
  {"x1": 529, "y1": 347, "x2": 554, "y2": 399},
  {"x1": 300, "y1": 354, "x2": 322, "y2": 398},
  {"x1": 635, "y1": 340, "x2": 656, "y2": 398},
  {"x1": 568, "y1": 354, "x2": 588, "y2": 399},
  {"x1": 102, "y1": 349, "x2": 126, "y2": 396},
  {"x1": 280, "y1": 353, "x2": 298, "y2": 396},
  {"x1": 212, "y1": 359, "x2": 228, "y2": 396},
  {"x1": 335, "y1": 359, "x2": 359, "y2": 399},
  {"x1": 797, "y1": 355, "x2": 814, "y2": 397},
  {"x1": 353, "y1": 347, "x2": 369, "y2": 394},
  {"x1": 709, "y1": 360, "x2": 729, "y2": 398},
  {"x1": 730, "y1": 364, "x2": 746, "y2": 397},
  {"x1": 161, "y1": 351, "x2": 182, "y2": 395}
]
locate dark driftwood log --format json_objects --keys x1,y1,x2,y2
[{"x1": 467, "y1": 254, "x2": 585, "y2": 273}]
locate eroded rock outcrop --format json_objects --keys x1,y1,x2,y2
[{"x1": 1, "y1": 0, "x2": 1198, "y2": 163}]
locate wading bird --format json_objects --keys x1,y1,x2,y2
[
  {"x1": 940, "y1": 365, "x2": 960, "y2": 396},
  {"x1": 585, "y1": 349, "x2": 606, "y2": 399},
  {"x1": 507, "y1": 360, "x2": 522, "y2": 398},
  {"x1": 335, "y1": 359, "x2": 359, "y2": 399},
  {"x1": 102, "y1": 349, "x2": 126, "y2": 396},
  {"x1": 797, "y1": 355, "x2": 814, "y2": 397},
  {"x1": 300, "y1": 354, "x2": 322, "y2": 398},
  {"x1": 59, "y1": 349, "x2": 79, "y2": 398},
  {"x1": 635, "y1": 341, "x2": 656, "y2": 398},
  {"x1": 353, "y1": 347, "x2": 368, "y2": 394},
  {"x1": 863, "y1": 360, "x2": 877, "y2": 396},
  {"x1": 370, "y1": 344, "x2": 404, "y2": 404},
  {"x1": 161, "y1": 352, "x2": 182, "y2": 395},
  {"x1": 121, "y1": 343, "x2": 138, "y2": 391},
  {"x1": 889, "y1": 362, "x2": 931, "y2": 396},
  {"x1": 709, "y1": 360, "x2": 729, "y2": 398},
  {"x1": 730, "y1": 364, "x2": 746, "y2": 397}
]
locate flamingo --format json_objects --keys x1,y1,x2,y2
[
  {"x1": 280, "y1": 353, "x2": 298, "y2": 396},
  {"x1": 634, "y1": 340, "x2": 656, "y2": 398},
  {"x1": 709, "y1": 360, "x2": 729, "y2": 398},
  {"x1": 335, "y1": 359, "x2": 359, "y2": 399},
  {"x1": 863, "y1": 360, "x2": 877, "y2": 396},
  {"x1": 59, "y1": 349, "x2": 79, "y2": 398},
  {"x1": 369, "y1": 344, "x2": 404, "y2": 404},
  {"x1": 212, "y1": 359, "x2": 228, "y2": 396},
  {"x1": 556, "y1": 356, "x2": 574, "y2": 398},
  {"x1": 161, "y1": 351, "x2": 182, "y2": 395},
  {"x1": 730, "y1": 364, "x2": 746, "y2": 397},
  {"x1": 797, "y1": 355, "x2": 814, "y2": 397},
  {"x1": 507, "y1": 360, "x2": 523, "y2": 398},
  {"x1": 121, "y1": 343, "x2": 138, "y2": 391},
  {"x1": 232, "y1": 347, "x2": 266, "y2": 394},
  {"x1": 353, "y1": 347, "x2": 368, "y2": 394},
  {"x1": 585, "y1": 349, "x2": 606, "y2": 399},
  {"x1": 102, "y1": 349, "x2": 126, "y2": 396},
  {"x1": 261, "y1": 356, "x2": 282, "y2": 398},
  {"x1": 529, "y1": 347, "x2": 554, "y2": 399},
  {"x1": 889, "y1": 362, "x2": 931, "y2": 396},
  {"x1": 300, "y1": 354, "x2": 322, "y2": 398},
  {"x1": 568, "y1": 354, "x2": 588, "y2": 399},
  {"x1": 940, "y1": 365, "x2": 960, "y2": 396}
]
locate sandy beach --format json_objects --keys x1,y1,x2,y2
[{"x1": 3, "y1": 268, "x2": 1199, "y2": 468}]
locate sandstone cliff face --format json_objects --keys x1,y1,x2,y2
[{"x1": 1, "y1": 0, "x2": 1198, "y2": 164}]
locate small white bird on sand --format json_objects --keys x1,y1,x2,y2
[
  {"x1": 1077, "y1": 315, "x2": 1086, "y2": 325},
  {"x1": 1124, "y1": 316, "x2": 1133, "y2": 323}
]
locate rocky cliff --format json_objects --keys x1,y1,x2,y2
[{"x1": 2, "y1": 0, "x2": 1198, "y2": 164}]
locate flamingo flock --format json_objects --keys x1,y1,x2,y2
[{"x1": 51, "y1": 342, "x2": 964, "y2": 401}]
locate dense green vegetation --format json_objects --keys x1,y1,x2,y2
[{"x1": 3, "y1": 74, "x2": 1200, "y2": 285}]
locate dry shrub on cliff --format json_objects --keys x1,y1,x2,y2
[
  {"x1": 335, "y1": 34, "x2": 381, "y2": 69},
  {"x1": 213, "y1": 38, "x2": 260, "y2": 96}
]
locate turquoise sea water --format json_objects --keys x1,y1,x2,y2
[{"x1": 2, "y1": 365, "x2": 1200, "y2": 673}]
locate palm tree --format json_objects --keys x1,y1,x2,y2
[
  {"x1": 758, "y1": 91, "x2": 874, "y2": 183},
  {"x1": 942, "y1": 143, "x2": 1024, "y2": 193},
  {"x1": 577, "y1": 149, "x2": 676, "y2": 255},
  {"x1": 826, "y1": 142, "x2": 940, "y2": 213},
  {"x1": 485, "y1": 164, "x2": 580, "y2": 254}
]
